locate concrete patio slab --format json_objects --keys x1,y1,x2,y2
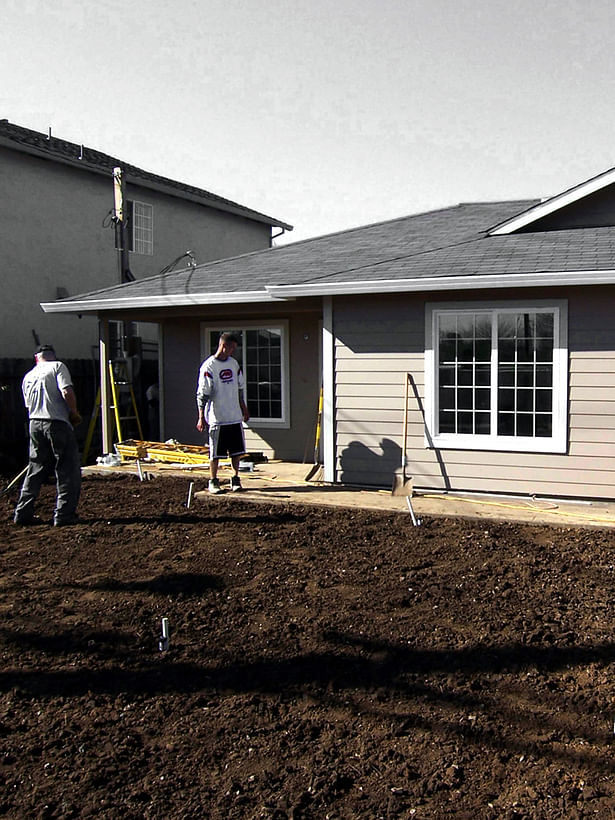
[{"x1": 82, "y1": 459, "x2": 615, "y2": 530}]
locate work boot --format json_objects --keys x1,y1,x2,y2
[
  {"x1": 54, "y1": 514, "x2": 81, "y2": 527},
  {"x1": 208, "y1": 478, "x2": 223, "y2": 495},
  {"x1": 13, "y1": 515, "x2": 43, "y2": 526},
  {"x1": 231, "y1": 475, "x2": 243, "y2": 492}
]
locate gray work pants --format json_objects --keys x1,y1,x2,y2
[{"x1": 14, "y1": 420, "x2": 81, "y2": 524}]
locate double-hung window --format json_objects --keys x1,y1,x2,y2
[
  {"x1": 203, "y1": 322, "x2": 289, "y2": 427},
  {"x1": 425, "y1": 301, "x2": 567, "y2": 453}
]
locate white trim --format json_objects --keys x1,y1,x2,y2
[
  {"x1": 200, "y1": 320, "x2": 290, "y2": 429},
  {"x1": 264, "y1": 269, "x2": 615, "y2": 298},
  {"x1": 158, "y1": 323, "x2": 165, "y2": 442},
  {"x1": 41, "y1": 291, "x2": 286, "y2": 313},
  {"x1": 425, "y1": 299, "x2": 568, "y2": 454},
  {"x1": 40, "y1": 268, "x2": 615, "y2": 315},
  {"x1": 99, "y1": 319, "x2": 112, "y2": 455},
  {"x1": 488, "y1": 167, "x2": 615, "y2": 235},
  {"x1": 322, "y1": 296, "x2": 335, "y2": 483}
]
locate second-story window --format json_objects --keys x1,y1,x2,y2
[
  {"x1": 130, "y1": 201, "x2": 153, "y2": 255},
  {"x1": 115, "y1": 200, "x2": 154, "y2": 255}
]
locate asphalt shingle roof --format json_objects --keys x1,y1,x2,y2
[{"x1": 44, "y1": 195, "x2": 615, "y2": 310}]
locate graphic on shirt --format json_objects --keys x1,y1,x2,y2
[{"x1": 220, "y1": 368, "x2": 234, "y2": 383}]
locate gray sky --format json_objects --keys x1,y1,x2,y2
[{"x1": 2, "y1": 0, "x2": 615, "y2": 243}]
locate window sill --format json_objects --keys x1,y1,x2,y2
[
  {"x1": 427, "y1": 434, "x2": 567, "y2": 454},
  {"x1": 247, "y1": 420, "x2": 290, "y2": 430}
]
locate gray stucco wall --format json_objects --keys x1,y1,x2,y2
[{"x1": 0, "y1": 147, "x2": 273, "y2": 359}]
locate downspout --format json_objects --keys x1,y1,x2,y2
[{"x1": 271, "y1": 227, "x2": 287, "y2": 247}]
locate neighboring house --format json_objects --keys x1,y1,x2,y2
[
  {"x1": 43, "y1": 167, "x2": 615, "y2": 500},
  {"x1": 0, "y1": 118, "x2": 291, "y2": 460},
  {"x1": 0, "y1": 119, "x2": 290, "y2": 359}
]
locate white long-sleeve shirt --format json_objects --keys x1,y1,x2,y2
[{"x1": 196, "y1": 355, "x2": 245, "y2": 427}]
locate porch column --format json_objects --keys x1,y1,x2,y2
[
  {"x1": 322, "y1": 296, "x2": 335, "y2": 483},
  {"x1": 98, "y1": 318, "x2": 113, "y2": 454}
]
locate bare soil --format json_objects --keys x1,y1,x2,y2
[{"x1": 2, "y1": 473, "x2": 615, "y2": 819}]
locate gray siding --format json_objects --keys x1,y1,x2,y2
[{"x1": 334, "y1": 286, "x2": 615, "y2": 500}]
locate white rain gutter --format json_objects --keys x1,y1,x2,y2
[
  {"x1": 40, "y1": 290, "x2": 293, "y2": 314},
  {"x1": 41, "y1": 268, "x2": 615, "y2": 315},
  {"x1": 265, "y1": 269, "x2": 615, "y2": 298}
]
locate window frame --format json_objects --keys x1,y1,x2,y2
[
  {"x1": 113, "y1": 200, "x2": 154, "y2": 255},
  {"x1": 425, "y1": 299, "x2": 568, "y2": 453},
  {"x1": 201, "y1": 320, "x2": 290, "y2": 429},
  {"x1": 131, "y1": 200, "x2": 154, "y2": 256}
]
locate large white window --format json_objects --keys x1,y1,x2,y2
[
  {"x1": 425, "y1": 301, "x2": 568, "y2": 453},
  {"x1": 202, "y1": 322, "x2": 289, "y2": 427}
]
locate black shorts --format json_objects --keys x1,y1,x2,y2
[{"x1": 209, "y1": 423, "x2": 246, "y2": 459}]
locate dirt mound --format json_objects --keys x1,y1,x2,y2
[{"x1": 2, "y1": 474, "x2": 615, "y2": 818}]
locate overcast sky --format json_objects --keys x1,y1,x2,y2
[{"x1": 2, "y1": 0, "x2": 615, "y2": 244}]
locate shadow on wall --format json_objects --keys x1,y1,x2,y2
[{"x1": 339, "y1": 437, "x2": 401, "y2": 488}]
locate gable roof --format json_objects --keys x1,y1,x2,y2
[
  {"x1": 42, "y1": 174, "x2": 615, "y2": 315},
  {"x1": 488, "y1": 166, "x2": 615, "y2": 235},
  {"x1": 0, "y1": 119, "x2": 292, "y2": 230}
]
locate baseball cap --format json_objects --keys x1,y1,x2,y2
[{"x1": 36, "y1": 344, "x2": 56, "y2": 355}]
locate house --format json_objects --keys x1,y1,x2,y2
[
  {"x1": 0, "y1": 119, "x2": 291, "y2": 360},
  {"x1": 42, "y1": 167, "x2": 615, "y2": 501},
  {"x1": 0, "y1": 118, "x2": 291, "y2": 460}
]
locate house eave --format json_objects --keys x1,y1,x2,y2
[
  {"x1": 40, "y1": 290, "x2": 292, "y2": 314},
  {"x1": 265, "y1": 269, "x2": 615, "y2": 297},
  {"x1": 41, "y1": 269, "x2": 615, "y2": 315}
]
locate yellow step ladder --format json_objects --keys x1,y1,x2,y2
[
  {"x1": 109, "y1": 359, "x2": 143, "y2": 443},
  {"x1": 82, "y1": 360, "x2": 143, "y2": 464}
]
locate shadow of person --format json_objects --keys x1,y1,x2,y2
[{"x1": 339, "y1": 437, "x2": 401, "y2": 488}]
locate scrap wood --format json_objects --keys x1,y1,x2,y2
[{"x1": 116, "y1": 439, "x2": 210, "y2": 464}]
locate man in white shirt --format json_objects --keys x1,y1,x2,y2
[
  {"x1": 196, "y1": 332, "x2": 250, "y2": 494},
  {"x1": 14, "y1": 345, "x2": 82, "y2": 525}
]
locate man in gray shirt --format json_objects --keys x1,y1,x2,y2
[{"x1": 13, "y1": 345, "x2": 83, "y2": 526}]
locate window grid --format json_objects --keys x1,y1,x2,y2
[
  {"x1": 437, "y1": 310, "x2": 556, "y2": 440},
  {"x1": 208, "y1": 328, "x2": 283, "y2": 421},
  {"x1": 132, "y1": 201, "x2": 153, "y2": 255},
  {"x1": 438, "y1": 313, "x2": 492, "y2": 435},
  {"x1": 496, "y1": 312, "x2": 553, "y2": 438}
]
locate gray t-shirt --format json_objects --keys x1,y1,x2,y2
[{"x1": 22, "y1": 361, "x2": 73, "y2": 424}]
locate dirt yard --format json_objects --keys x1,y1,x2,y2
[{"x1": 2, "y1": 473, "x2": 615, "y2": 819}]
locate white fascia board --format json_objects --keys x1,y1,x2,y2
[
  {"x1": 488, "y1": 168, "x2": 615, "y2": 235},
  {"x1": 40, "y1": 290, "x2": 289, "y2": 314},
  {"x1": 265, "y1": 269, "x2": 615, "y2": 298}
]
